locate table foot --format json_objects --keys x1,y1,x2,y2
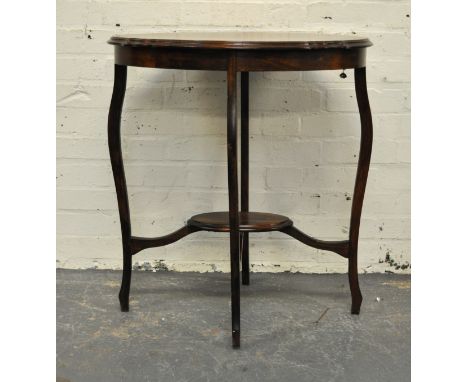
[
  {"x1": 119, "y1": 266, "x2": 131, "y2": 312},
  {"x1": 232, "y1": 329, "x2": 240, "y2": 348},
  {"x1": 349, "y1": 258, "x2": 363, "y2": 315},
  {"x1": 351, "y1": 295, "x2": 363, "y2": 315},
  {"x1": 241, "y1": 233, "x2": 250, "y2": 285},
  {"x1": 119, "y1": 296, "x2": 129, "y2": 312}
]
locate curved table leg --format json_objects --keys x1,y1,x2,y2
[
  {"x1": 241, "y1": 72, "x2": 250, "y2": 286},
  {"x1": 349, "y1": 67, "x2": 373, "y2": 314},
  {"x1": 227, "y1": 56, "x2": 241, "y2": 348},
  {"x1": 108, "y1": 64, "x2": 132, "y2": 312}
]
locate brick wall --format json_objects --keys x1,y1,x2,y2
[{"x1": 57, "y1": 0, "x2": 411, "y2": 273}]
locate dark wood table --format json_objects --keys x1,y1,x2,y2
[{"x1": 107, "y1": 32, "x2": 373, "y2": 348}]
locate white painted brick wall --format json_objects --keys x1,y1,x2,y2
[{"x1": 57, "y1": 0, "x2": 411, "y2": 273}]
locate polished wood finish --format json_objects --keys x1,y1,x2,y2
[
  {"x1": 130, "y1": 226, "x2": 201, "y2": 256},
  {"x1": 188, "y1": 212, "x2": 293, "y2": 232},
  {"x1": 281, "y1": 226, "x2": 349, "y2": 258},
  {"x1": 108, "y1": 64, "x2": 131, "y2": 312},
  {"x1": 114, "y1": 46, "x2": 367, "y2": 71},
  {"x1": 348, "y1": 67, "x2": 373, "y2": 314},
  {"x1": 226, "y1": 56, "x2": 241, "y2": 348},
  {"x1": 110, "y1": 31, "x2": 371, "y2": 71},
  {"x1": 240, "y1": 72, "x2": 250, "y2": 285},
  {"x1": 109, "y1": 32, "x2": 372, "y2": 50},
  {"x1": 107, "y1": 33, "x2": 374, "y2": 348}
]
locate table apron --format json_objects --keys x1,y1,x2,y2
[{"x1": 114, "y1": 46, "x2": 367, "y2": 71}]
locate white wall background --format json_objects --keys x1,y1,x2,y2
[{"x1": 56, "y1": 0, "x2": 410, "y2": 273}]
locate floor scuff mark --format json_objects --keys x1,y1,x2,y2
[
  {"x1": 57, "y1": 87, "x2": 90, "y2": 105},
  {"x1": 314, "y1": 307, "x2": 330, "y2": 324},
  {"x1": 382, "y1": 280, "x2": 411, "y2": 289}
]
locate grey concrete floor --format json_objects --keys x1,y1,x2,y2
[{"x1": 57, "y1": 270, "x2": 410, "y2": 382}]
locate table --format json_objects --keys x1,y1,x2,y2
[{"x1": 107, "y1": 32, "x2": 373, "y2": 348}]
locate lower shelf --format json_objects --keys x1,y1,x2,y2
[
  {"x1": 187, "y1": 211, "x2": 293, "y2": 232},
  {"x1": 130, "y1": 211, "x2": 348, "y2": 257}
]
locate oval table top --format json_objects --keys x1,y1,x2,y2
[{"x1": 108, "y1": 31, "x2": 372, "y2": 50}]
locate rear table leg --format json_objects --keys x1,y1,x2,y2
[
  {"x1": 227, "y1": 56, "x2": 241, "y2": 347},
  {"x1": 241, "y1": 72, "x2": 250, "y2": 286}
]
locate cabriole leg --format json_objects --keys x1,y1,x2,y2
[
  {"x1": 227, "y1": 57, "x2": 241, "y2": 348},
  {"x1": 241, "y1": 72, "x2": 250, "y2": 286},
  {"x1": 349, "y1": 67, "x2": 373, "y2": 314},
  {"x1": 108, "y1": 64, "x2": 132, "y2": 312}
]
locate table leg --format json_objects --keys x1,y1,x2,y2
[
  {"x1": 227, "y1": 57, "x2": 241, "y2": 348},
  {"x1": 108, "y1": 64, "x2": 132, "y2": 312},
  {"x1": 349, "y1": 67, "x2": 373, "y2": 314},
  {"x1": 241, "y1": 72, "x2": 250, "y2": 286}
]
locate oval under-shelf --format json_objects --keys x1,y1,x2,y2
[{"x1": 187, "y1": 211, "x2": 293, "y2": 232}]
